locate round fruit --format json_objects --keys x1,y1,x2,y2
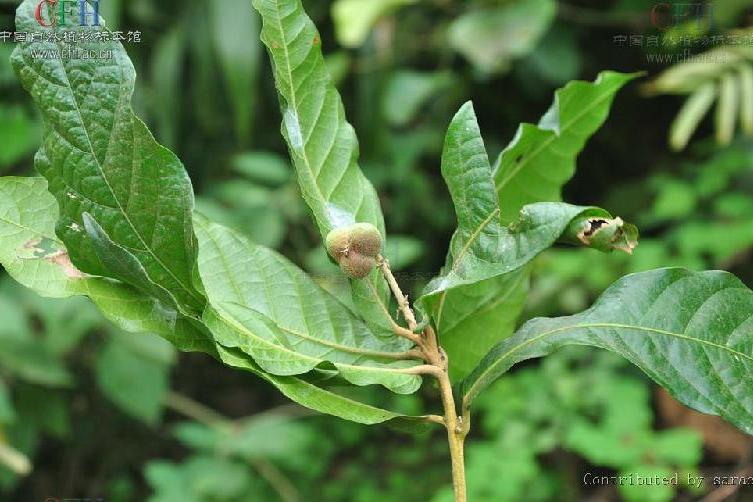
[
  {"x1": 339, "y1": 253, "x2": 376, "y2": 279},
  {"x1": 349, "y1": 223, "x2": 382, "y2": 257},
  {"x1": 325, "y1": 226, "x2": 352, "y2": 260}
]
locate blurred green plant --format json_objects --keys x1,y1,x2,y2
[
  {"x1": 645, "y1": 39, "x2": 753, "y2": 150},
  {"x1": 0, "y1": 278, "x2": 175, "y2": 489},
  {"x1": 434, "y1": 348, "x2": 703, "y2": 502},
  {"x1": 530, "y1": 141, "x2": 753, "y2": 317}
]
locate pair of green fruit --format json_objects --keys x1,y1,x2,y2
[{"x1": 325, "y1": 223, "x2": 383, "y2": 279}]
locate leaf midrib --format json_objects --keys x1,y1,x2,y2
[
  {"x1": 434, "y1": 206, "x2": 500, "y2": 327},
  {"x1": 463, "y1": 322, "x2": 753, "y2": 406},
  {"x1": 212, "y1": 306, "x2": 421, "y2": 377},
  {"x1": 225, "y1": 301, "x2": 417, "y2": 360}
]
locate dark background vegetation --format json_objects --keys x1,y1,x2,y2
[{"x1": 1, "y1": 0, "x2": 753, "y2": 500}]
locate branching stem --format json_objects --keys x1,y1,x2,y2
[{"x1": 376, "y1": 260, "x2": 469, "y2": 502}]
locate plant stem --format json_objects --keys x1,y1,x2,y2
[
  {"x1": 377, "y1": 261, "x2": 470, "y2": 502},
  {"x1": 377, "y1": 255, "x2": 418, "y2": 330},
  {"x1": 428, "y1": 328, "x2": 469, "y2": 502}
]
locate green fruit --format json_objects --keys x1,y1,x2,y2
[
  {"x1": 325, "y1": 226, "x2": 352, "y2": 260},
  {"x1": 349, "y1": 223, "x2": 382, "y2": 257},
  {"x1": 339, "y1": 253, "x2": 376, "y2": 279}
]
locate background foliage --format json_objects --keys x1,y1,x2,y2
[{"x1": 1, "y1": 0, "x2": 753, "y2": 500}]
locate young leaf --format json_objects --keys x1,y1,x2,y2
[
  {"x1": 252, "y1": 0, "x2": 393, "y2": 333},
  {"x1": 0, "y1": 176, "x2": 214, "y2": 354},
  {"x1": 427, "y1": 102, "x2": 514, "y2": 379},
  {"x1": 216, "y1": 344, "x2": 430, "y2": 430},
  {"x1": 462, "y1": 268, "x2": 753, "y2": 435},
  {"x1": 493, "y1": 71, "x2": 639, "y2": 223},
  {"x1": 195, "y1": 217, "x2": 422, "y2": 394},
  {"x1": 440, "y1": 102, "x2": 501, "y2": 260},
  {"x1": 11, "y1": 0, "x2": 204, "y2": 315}
]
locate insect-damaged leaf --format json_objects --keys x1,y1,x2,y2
[
  {"x1": 424, "y1": 102, "x2": 637, "y2": 379},
  {"x1": 11, "y1": 0, "x2": 204, "y2": 316},
  {"x1": 0, "y1": 176, "x2": 214, "y2": 354},
  {"x1": 462, "y1": 268, "x2": 753, "y2": 435}
]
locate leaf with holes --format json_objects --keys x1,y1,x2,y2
[{"x1": 0, "y1": 176, "x2": 214, "y2": 354}]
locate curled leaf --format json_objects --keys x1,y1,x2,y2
[{"x1": 565, "y1": 214, "x2": 639, "y2": 255}]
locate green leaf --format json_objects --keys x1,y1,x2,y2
[
  {"x1": 421, "y1": 203, "x2": 629, "y2": 314},
  {"x1": 427, "y1": 102, "x2": 638, "y2": 378},
  {"x1": 493, "y1": 71, "x2": 640, "y2": 223},
  {"x1": 332, "y1": 0, "x2": 417, "y2": 48},
  {"x1": 195, "y1": 217, "x2": 422, "y2": 394},
  {"x1": 0, "y1": 176, "x2": 214, "y2": 354},
  {"x1": 0, "y1": 379, "x2": 15, "y2": 424},
  {"x1": 448, "y1": 0, "x2": 556, "y2": 74},
  {"x1": 738, "y1": 63, "x2": 753, "y2": 135},
  {"x1": 0, "y1": 337, "x2": 72, "y2": 387},
  {"x1": 96, "y1": 331, "x2": 175, "y2": 424},
  {"x1": 12, "y1": 0, "x2": 204, "y2": 315},
  {"x1": 382, "y1": 71, "x2": 454, "y2": 127},
  {"x1": 424, "y1": 102, "x2": 514, "y2": 378},
  {"x1": 210, "y1": 0, "x2": 261, "y2": 144},
  {"x1": 253, "y1": 0, "x2": 395, "y2": 334},
  {"x1": 462, "y1": 268, "x2": 753, "y2": 435},
  {"x1": 216, "y1": 344, "x2": 428, "y2": 428},
  {"x1": 438, "y1": 268, "x2": 530, "y2": 380},
  {"x1": 231, "y1": 151, "x2": 291, "y2": 187}
]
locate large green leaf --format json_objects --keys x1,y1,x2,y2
[
  {"x1": 11, "y1": 0, "x2": 204, "y2": 315},
  {"x1": 195, "y1": 217, "x2": 422, "y2": 394},
  {"x1": 462, "y1": 268, "x2": 753, "y2": 435},
  {"x1": 493, "y1": 71, "x2": 639, "y2": 223},
  {"x1": 253, "y1": 0, "x2": 394, "y2": 334},
  {"x1": 216, "y1": 344, "x2": 428, "y2": 429},
  {"x1": 0, "y1": 176, "x2": 214, "y2": 354}
]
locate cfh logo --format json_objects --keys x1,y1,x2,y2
[
  {"x1": 650, "y1": 3, "x2": 714, "y2": 31},
  {"x1": 34, "y1": 0, "x2": 101, "y2": 27}
]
